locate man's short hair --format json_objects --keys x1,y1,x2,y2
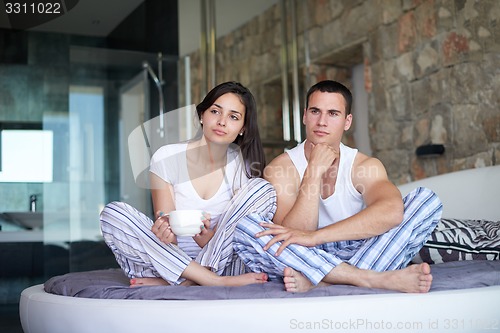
[{"x1": 305, "y1": 80, "x2": 353, "y2": 115}]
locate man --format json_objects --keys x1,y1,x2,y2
[{"x1": 234, "y1": 80, "x2": 442, "y2": 293}]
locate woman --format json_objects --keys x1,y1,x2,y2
[{"x1": 100, "y1": 81, "x2": 276, "y2": 287}]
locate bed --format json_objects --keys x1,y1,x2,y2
[{"x1": 20, "y1": 165, "x2": 500, "y2": 333}]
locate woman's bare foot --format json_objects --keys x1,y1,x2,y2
[
  {"x1": 130, "y1": 277, "x2": 169, "y2": 287},
  {"x1": 181, "y1": 260, "x2": 268, "y2": 287},
  {"x1": 218, "y1": 272, "x2": 268, "y2": 287},
  {"x1": 180, "y1": 279, "x2": 198, "y2": 287},
  {"x1": 283, "y1": 267, "x2": 315, "y2": 292}
]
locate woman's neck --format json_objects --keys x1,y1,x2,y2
[{"x1": 189, "y1": 137, "x2": 228, "y2": 170}]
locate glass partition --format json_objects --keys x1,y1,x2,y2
[
  {"x1": 41, "y1": 47, "x2": 179, "y2": 275},
  {"x1": 0, "y1": 46, "x2": 179, "y2": 302}
]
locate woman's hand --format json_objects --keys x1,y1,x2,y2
[
  {"x1": 257, "y1": 222, "x2": 318, "y2": 256},
  {"x1": 193, "y1": 211, "x2": 214, "y2": 248},
  {"x1": 152, "y1": 211, "x2": 176, "y2": 244}
]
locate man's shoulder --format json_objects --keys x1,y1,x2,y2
[
  {"x1": 264, "y1": 152, "x2": 298, "y2": 180},
  {"x1": 353, "y1": 152, "x2": 383, "y2": 168},
  {"x1": 269, "y1": 151, "x2": 293, "y2": 167},
  {"x1": 352, "y1": 153, "x2": 388, "y2": 181}
]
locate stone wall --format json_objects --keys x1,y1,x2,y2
[{"x1": 182, "y1": 0, "x2": 500, "y2": 184}]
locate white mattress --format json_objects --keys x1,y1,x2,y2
[{"x1": 20, "y1": 283, "x2": 500, "y2": 333}]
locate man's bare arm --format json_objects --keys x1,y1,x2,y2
[
  {"x1": 314, "y1": 155, "x2": 404, "y2": 244},
  {"x1": 264, "y1": 154, "x2": 300, "y2": 225},
  {"x1": 264, "y1": 153, "x2": 323, "y2": 230}
]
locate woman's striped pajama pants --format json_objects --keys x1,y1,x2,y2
[{"x1": 99, "y1": 178, "x2": 277, "y2": 285}]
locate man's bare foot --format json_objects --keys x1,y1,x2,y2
[
  {"x1": 283, "y1": 267, "x2": 315, "y2": 292},
  {"x1": 130, "y1": 277, "x2": 169, "y2": 287},
  {"x1": 368, "y1": 263, "x2": 433, "y2": 293},
  {"x1": 323, "y1": 262, "x2": 433, "y2": 294},
  {"x1": 218, "y1": 272, "x2": 268, "y2": 287}
]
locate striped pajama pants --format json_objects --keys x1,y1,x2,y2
[
  {"x1": 233, "y1": 186, "x2": 443, "y2": 285},
  {"x1": 99, "y1": 178, "x2": 277, "y2": 285}
]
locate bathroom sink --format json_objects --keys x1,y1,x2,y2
[{"x1": 1, "y1": 212, "x2": 43, "y2": 230}]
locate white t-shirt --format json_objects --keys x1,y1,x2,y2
[{"x1": 149, "y1": 142, "x2": 249, "y2": 258}]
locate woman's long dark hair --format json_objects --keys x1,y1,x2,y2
[{"x1": 196, "y1": 81, "x2": 265, "y2": 178}]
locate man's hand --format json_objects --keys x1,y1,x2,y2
[
  {"x1": 308, "y1": 143, "x2": 339, "y2": 177},
  {"x1": 256, "y1": 223, "x2": 318, "y2": 256}
]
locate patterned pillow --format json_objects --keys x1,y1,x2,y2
[{"x1": 412, "y1": 218, "x2": 500, "y2": 264}]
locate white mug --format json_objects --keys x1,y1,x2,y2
[{"x1": 168, "y1": 209, "x2": 204, "y2": 236}]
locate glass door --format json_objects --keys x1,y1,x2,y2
[
  {"x1": 119, "y1": 71, "x2": 151, "y2": 216},
  {"x1": 37, "y1": 47, "x2": 180, "y2": 278},
  {"x1": 42, "y1": 85, "x2": 107, "y2": 274}
]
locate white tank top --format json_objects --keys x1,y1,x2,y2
[{"x1": 286, "y1": 141, "x2": 365, "y2": 228}]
